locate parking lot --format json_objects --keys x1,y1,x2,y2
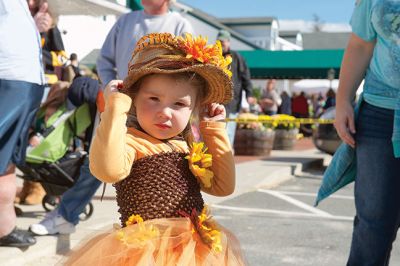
[{"x1": 212, "y1": 170, "x2": 400, "y2": 266}]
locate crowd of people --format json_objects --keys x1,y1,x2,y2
[
  {"x1": 1, "y1": 0, "x2": 399, "y2": 265},
  {"x1": 243, "y1": 79, "x2": 337, "y2": 120}
]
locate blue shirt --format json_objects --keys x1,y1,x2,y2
[
  {"x1": 315, "y1": 0, "x2": 400, "y2": 205},
  {"x1": 351, "y1": 0, "x2": 400, "y2": 91},
  {"x1": 351, "y1": 0, "x2": 400, "y2": 156}
]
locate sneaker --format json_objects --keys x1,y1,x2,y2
[{"x1": 29, "y1": 213, "x2": 75, "y2": 235}]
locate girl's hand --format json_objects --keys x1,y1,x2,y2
[
  {"x1": 334, "y1": 101, "x2": 356, "y2": 148},
  {"x1": 201, "y1": 103, "x2": 226, "y2": 122},
  {"x1": 104, "y1": 80, "x2": 123, "y2": 99}
]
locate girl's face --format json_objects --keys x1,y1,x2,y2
[{"x1": 134, "y1": 74, "x2": 197, "y2": 140}]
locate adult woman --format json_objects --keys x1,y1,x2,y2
[{"x1": 334, "y1": 0, "x2": 400, "y2": 265}]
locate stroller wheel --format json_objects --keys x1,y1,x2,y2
[
  {"x1": 42, "y1": 195, "x2": 60, "y2": 212},
  {"x1": 79, "y1": 202, "x2": 94, "y2": 221}
]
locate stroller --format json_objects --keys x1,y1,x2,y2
[{"x1": 17, "y1": 78, "x2": 100, "y2": 221}]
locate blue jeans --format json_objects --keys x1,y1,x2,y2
[
  {"x1": 347, "y1": 102, "x2": 400, "y2": 266},
  {"x1": 226, "y1": 113, "x2": 238, "y2": 147},
  {"x1": 57, "y1": 157, "x2": 101, "y2": 225}
]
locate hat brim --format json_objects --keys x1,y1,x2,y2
[{"x1": 123, "y1": 63, "x2": 233, "y2": 104}]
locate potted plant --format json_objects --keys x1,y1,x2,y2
[
  {"x1": 234, "y1": 113, "x2": 275, "y2": 156},
  {"x1": 271, "y1": 114, "x2": 300, "y2": 150}
]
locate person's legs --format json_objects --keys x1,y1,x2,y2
[
  {"x1": 30, "y1": 157, "x2": 101, "y2": 235},
  {"x1": 58, "y1": 157, "x2": 101, "y2": 225},
  {"x1": 0, "y1": 80, "x2": 43, "y2": 247},
  {"x1": 347, "y1": 102, "x2": 400, "y2": 266},
  {"x1": 0, "y1": 166, "x2": 17, "y2": 237},
  {"x1": 226, "y1": 113, "x2": 238, "y2": 148}
]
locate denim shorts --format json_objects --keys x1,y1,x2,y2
[{"x1": 0, "y1": 79, "x2": 44, "y2": 174}]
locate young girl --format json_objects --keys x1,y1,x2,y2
[{"x1": 64, "y1": 33, "x2": 245, "y2": 265}]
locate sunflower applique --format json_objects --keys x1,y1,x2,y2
[{"x1": 185, "y1": 142, "x2": 214, "y2": 188}]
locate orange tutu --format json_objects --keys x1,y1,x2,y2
[{"x1": 63, "y1": 217, "x2": 246, "y2": 265}]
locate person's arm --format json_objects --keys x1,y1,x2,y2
[
  {"x1": 200, "y1": 121, "x2": 235, "y2": 196},
  {"x1": 33, "y1": 2, "x2": 52, "y2": 33},
  {"x1": 260, "y1": 94, "x2": 274, "y2": 108},
  {"x1": 198, "y1": 103, "x2": 235, "y2": 196},
  {"x1": 237, "y1": 54, "x2": 255, "y2": 104},
  {"x1": 334, "y1": 33, "x2": 375, "y2": 147},
  {"x1": 96, "y1": 21, "x2": 120, "y2": 86},
  {"x1": 89, "y1": 80, "x2": 137, "y2": 183}
]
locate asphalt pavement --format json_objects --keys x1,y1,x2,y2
[{"x1": 0, "y1": 138, "x2": 344, "y2": 266}]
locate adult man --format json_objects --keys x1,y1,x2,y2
[
  {"x1": 29, "y1": 0, "x2": 193, "y2": 235},
  {"x1": 0, "y1": 0, "x2": 45, "y2": 247},
  {"x1": 97, "y1": 0, "x2": 193, "y2": 85},
  {"x1": 217, "y1": 30, "x2": 255, "y2": 145},
  {"x1": 15, "y1": 0, "x2": 66, "y2": 208},
  {"x1": 260, "y1": 79, "x2": 282, "y2": 115}
]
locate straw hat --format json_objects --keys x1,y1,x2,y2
[{"x1": 122, "y1": 33, "x2": 233, "y2": 104}]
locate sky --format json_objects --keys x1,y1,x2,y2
[{"x1": 180, "y1": 0, "x2": 356, "y2": 24}]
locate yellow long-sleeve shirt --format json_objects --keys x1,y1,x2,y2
[{"x1": 89, "y1": 92, "x2": 235, "y2": 196}]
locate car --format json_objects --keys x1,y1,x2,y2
[{"x1": 312, "y1": 106, "x2": 342, "y2": 155}]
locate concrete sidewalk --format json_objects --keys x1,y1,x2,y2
[{"x1": 0, "y1": 144, "x2": 330, "y2": 265}]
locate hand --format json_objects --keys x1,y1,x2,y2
[
  {"x1": 334, "y1": 101, "x2": 356, "y2": 148},
  {"x1": 29, "y1": 135, "x2": 41, "y2": 147},
  {"x1": 260, "y1": 98, "x2": 274, "y2": 108},
  {"x1": 247, "y1": 97, "x2": 257, "y2": 105},
  {"x1": 104, "y1": 80, "x2": 123, "y2": 99},
  {"x1": 34, "y1": 2, "x2": 53, "y2": 33},
  {"x1": 200, "y1": 103, "x2": 226, "y2": 122}
]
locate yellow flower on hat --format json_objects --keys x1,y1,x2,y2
[
  {"x1": 211, "y1": 41, "x2": 232, "y2": 78},
  {"x1": 185, "y1": 142, "x2": 214, "y2": 188}
]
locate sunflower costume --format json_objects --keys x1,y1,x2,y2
[{"x1": 63, "y1": 33, "x2": 245, "y2": 265}]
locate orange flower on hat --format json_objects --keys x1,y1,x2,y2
[
  {"x1": 177, "y1": 33, "x2": 232, "y2": 78},
  {"x1": 178, "y1": 33, "x2": 213, "y2": 63}
]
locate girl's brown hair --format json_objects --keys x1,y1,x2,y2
[{"x1": 124, "y1": 72, "x2": 207, "y2": 144}]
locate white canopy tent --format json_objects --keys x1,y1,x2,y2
[
  {"x1": 291, "y1": 79, "x2": 339, "y2": 95},
  {"x1": 48, "y1": 0, "x2": 130, "y2": 17}
]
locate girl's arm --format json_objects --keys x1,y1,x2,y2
[
  {"x1": 334, "y1": 33, "x2": 375, "y2": 147},
  {"x1": 89, "y1": 81, "x2": 137, "y2": 183},
  {"x1": 199, "y1": 103, "x2": 235, "y2": 196},
  {"x1": 200, "y1": 121, "x2": 235, "y2": 196}
]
